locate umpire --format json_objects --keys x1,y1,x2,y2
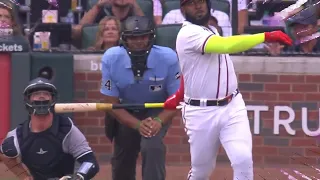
[
  {"x1": 100, "y1": 16, "x2": 181, "y2": 180},
  {"x1": 0, "y1": 77, "x2": 99, "y2": 180}
]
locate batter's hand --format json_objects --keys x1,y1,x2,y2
[
  {"x1": 164, "y1": 76, "x2": 184, "y2": 109},
  {"x1": 264, "y1": 31, "x2": 293, "y2": 46},
  {"x1": 139, "y1": 118, "x2": 153, "y2": 137}
]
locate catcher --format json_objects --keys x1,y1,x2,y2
[{"x1": 0, "y1": 77, "x2": 99, "y2": 180}]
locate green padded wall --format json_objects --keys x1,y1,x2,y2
[
  {"x1": 30, "y1": 53, "x2": 74, "y2": 117},
  {"x1": 10, "y1": 53, "x2": 31, "y2": 129}
]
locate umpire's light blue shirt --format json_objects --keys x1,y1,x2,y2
[{"x1": 100, "y1": 45, "x2": 181, "y2": 116}]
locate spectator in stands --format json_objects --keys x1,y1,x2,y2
[
  {"x1": 157, "y1": 0, "x2": 247, "y2": 33},
  {"x1": 88, "y1": 16, "x2": 121, "y2": 51},
  {"x1": 79, "y1": 0, "x2": 144, "y2": 25},
  {"x1": 162, "y1": 8, "x2": 231, "y2": 36},
  {"x1": 0, "y1": 1, "x2": 22, "y2": 36},
  {"x1": 266, "y1": 24, "x2": 320, "y2": 54},
  {"x1": 265, "y1": 43, "x2": 284, "y2": 56},
  {"x1": 153, "y1": 0, "x2": 162, "y2": 24},
  {"x1": 293, "y1": 28, "x2": 320, "y2": 53},
  {"x1": 266, "y1": 1, "x2": 320, "y2": 54},
  {"x1": 232, "y1": 0, "x2": 248, "y2": 34},
  {"x1": 209, "y1": 15, "x2": 223, "y2": 35}
]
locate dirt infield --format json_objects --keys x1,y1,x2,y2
[{"x1": 1, "y1": 163, "x2": 320, "y2": 180}]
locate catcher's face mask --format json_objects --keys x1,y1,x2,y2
[
  {"x1": 283, "y1": 0, "x2": 320, "y2": 45},
  {"x1": 25, "y1": 90, "x2": 56, "y2": 116}
]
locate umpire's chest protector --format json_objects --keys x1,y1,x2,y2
[{"x1": 16, "y1": 115, "x2": 74, "y2": 178}]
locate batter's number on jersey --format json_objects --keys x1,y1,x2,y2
[{"x1": 105, "y1": 80, "x2": 111, "y2": 90}]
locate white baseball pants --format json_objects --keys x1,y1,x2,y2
[{"x1": 182, "y1": 93, "x2": 253, "y2": 180}]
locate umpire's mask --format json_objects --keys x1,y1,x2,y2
[
  {"x1": 23, "y1": 77, "x2": 58, "y2": 116},
  {"x1": 282, "y1": 0, "x2": 320, "y2": 45}
]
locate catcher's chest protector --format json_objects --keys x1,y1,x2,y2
[{"x1": 16, "y1": 115, "x2": 75, "y2": 180}]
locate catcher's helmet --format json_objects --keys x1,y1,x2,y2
[
  {"x1": 23, "y1": 77, "x2": 58, "y2": 116},
  {"x1": 121, "y1": 16, "x2": 156, "y2": 57}
]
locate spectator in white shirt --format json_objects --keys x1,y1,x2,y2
[
  {"x1": 155, "y1": 0, "x2": 248, "y2": 33},
  {"x1": 162, "y1": 8, "x2": 232, "y2": 36}
]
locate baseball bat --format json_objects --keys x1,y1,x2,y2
[{"x1": 54, "y1": 103, "x2": 180, "y2": 113}]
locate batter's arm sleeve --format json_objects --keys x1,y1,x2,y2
[
  {"x1": 100, "y1": 51, "x2": 120, "y2": 97},
  {"x1": 166, "y1": 52, "x2": 181, "y2": 96},
  {"x1": 203, "y1": 33, "x2": 265, "y2": 54},
  {"x1": 63, "y1": 119, "x2": 93, "y2": 159}
]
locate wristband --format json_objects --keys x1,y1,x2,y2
[
  {"x1": 135, "y1": 121, "x2": 141, "y2": 130},
  {"x1": 76, "y1": 173, "x2": 85, "y2": 180},
  {"x1": 154, "y1": 117, "x2": 163, "y2": 125}
]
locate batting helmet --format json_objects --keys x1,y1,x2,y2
[
  {"x1": 121, "y1": 16, "x2": 156, "y2": 57},
  {"x1": 23, "y1": 77, "x2": 58, "y2": 115}
]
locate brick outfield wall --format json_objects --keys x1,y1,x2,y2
[{"x1": 73, "y1": 71, "x2": 320, "y2": 165}]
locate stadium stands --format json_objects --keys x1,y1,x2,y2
[
  {"x1": 81, "y1": 25, "x2": 98, "y2": 49},
  {"x1": 155, "y1": 24, "x2": 181, "y2": 49}
]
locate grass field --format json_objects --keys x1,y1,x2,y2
[{"x1": 1, "y1": 163, "x2": 320, "y2": 179}]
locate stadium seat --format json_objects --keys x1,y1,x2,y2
[
  {"x1": 211, "y1": 0, "x2": 230, "y2": 16},
  {"x1": 137, "y1": 0, "x2": 154, "y2": 19},
  {"x1": 155, "y1": 24, "x2": 182, "y2": 50},
  {"x1": 162, "y1": 0, "x2": 230, "y2": 17},
  {"x1": 87, "y1": 0, "x2": 98, "y2": 10},
  {"x1": 87, "y1": 0, "x2": 153, "y2": 20},
  {"x1": 162, "y1": 1, "x2": 180, "y2": 17},
  {"x1": 81, "y1": 25, "x2": 99, "y2": 49}
]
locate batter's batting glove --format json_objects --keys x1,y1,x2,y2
[
  {"x1": 164, "y1": 75, "x2": 184, "y2": 109},
  {"x1": 264, "y1": 31, "x2": 293, "y2": 46}
]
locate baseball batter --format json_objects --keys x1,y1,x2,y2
[{"x1": 163, "y1": 0, "x2": 293, "y2": 179}]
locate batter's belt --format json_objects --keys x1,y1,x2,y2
[{"x1": 185, "y1": 89, "x2": 240, "y2": 106}]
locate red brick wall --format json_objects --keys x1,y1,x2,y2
[{"x1": 74, "y1": 71, "x2": 320, "y2": 165}]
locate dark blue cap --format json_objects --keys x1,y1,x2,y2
[{"x1": 286, "y1": 2, "x2": 319, "y2": 26}]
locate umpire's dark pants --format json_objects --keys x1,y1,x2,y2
[{"x1": 111, "y1": 119, "x2": 169, "y2": 180}]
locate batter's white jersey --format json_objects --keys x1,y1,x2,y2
[{"x1": 176, "y1": 21, "x2": 238, "y2": 100}]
